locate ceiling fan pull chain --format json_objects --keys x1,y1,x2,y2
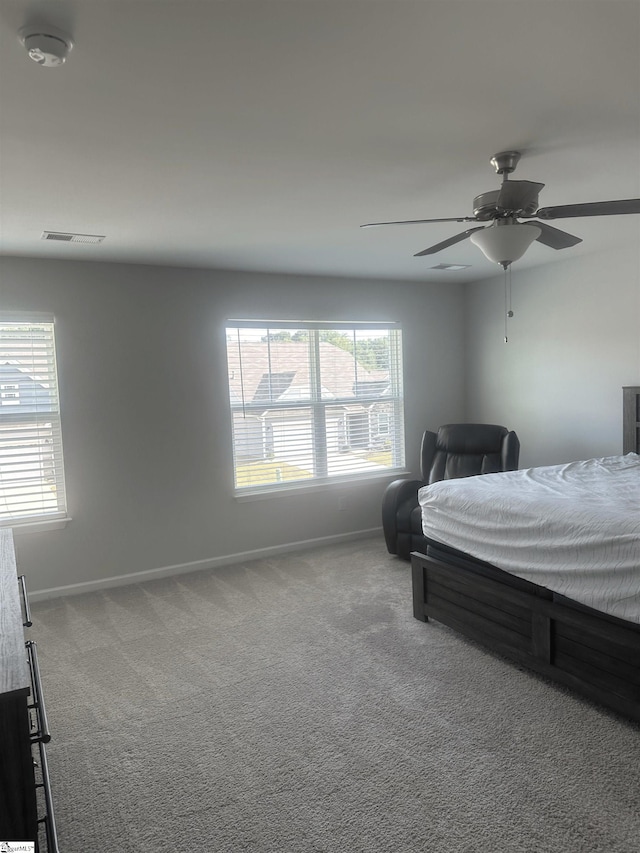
[
  {"x1": 504, "y1": 267, "x2": 509, "y2": 343},
  {"x1": 504, "y1": 266, "x2": 514, "y2": 343}
]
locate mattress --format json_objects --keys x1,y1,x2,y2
[{"x1": 418, "y1": 453, "x2": 640, "y2": 624}]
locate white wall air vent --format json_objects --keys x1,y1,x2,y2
[{"x1": 41, "y1": 232, "x2": 105, "y2": 244}]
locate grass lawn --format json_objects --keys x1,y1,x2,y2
[
  {"x1": 235, "y1": 460, "x2": 312, "y2": 487},
  {"x1": 364, "y1": 450, "x2": 392, "y2": 466},
  {"x1": 236, "y1": 449, "x2": 393, "y2": 487}
]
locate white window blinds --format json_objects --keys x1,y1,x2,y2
[
  {"x1": 226, "y1": 322, "x2": 404, "y2": 492},
  {"x1": 0, "y1": 317, "x2": 68, "y2": 526}
]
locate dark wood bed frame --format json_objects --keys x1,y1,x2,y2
[
  {"x1": 410, "y1": 386, "x2": 640, "y2": 725},
  {"x1": 411, "y1": 547, "x2": 640, "y2": 724}
]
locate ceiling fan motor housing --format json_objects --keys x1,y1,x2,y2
[
  {"x1": 473, "y1": 188, "x2": 540, "y2": 219},
  {"x1": 473, "y1": 191, "x2": 501, "y2": 220}
]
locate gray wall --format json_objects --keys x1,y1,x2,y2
[
  {"x1": 464, "y1": 244, "x2": 640, "y2": 467},
  {"x1": 1, "y1": 256, "x2": 465, "y2": 593},
  {"x1": 7, "y1": 242, "x2": 637, "y2": 595}
]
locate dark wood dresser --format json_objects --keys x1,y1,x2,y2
[
  {"x1": 623, "y1": 386, "x2": 640, "y2": 454},
  {"x1": 0, "y1": 528, "x2": 58, "y2": 851}
]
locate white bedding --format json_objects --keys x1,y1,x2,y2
[{"x1": 418, "y1": 453, "x2": 640, "y2": 624}]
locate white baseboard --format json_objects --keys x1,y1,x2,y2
[{"x1": 28, "y1": 527, "x2": 383, "y2": 602}]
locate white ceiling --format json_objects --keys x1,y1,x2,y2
[{"x1": 1, "y1": 0, "x2": 639, "y2": 283}]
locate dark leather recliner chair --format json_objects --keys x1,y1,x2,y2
[{"x1": 382, "y1": 423, "x2": 520, "y2": 560}]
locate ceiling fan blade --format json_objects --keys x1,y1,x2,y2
[
  {"x1": 525, "y1": 221, "x2": 582, "y2": 249},
  {"x1": 360, "y1": 216, "x2": 477, "y2": 228},
  {"x1": 497, "y1": 180, "x2": 545, "y2": 213},
  {"x1": 535, "y1": 198, "x2": 640, "y2": 220},
  {"x1": 414, "y1": 226, "x2": 486, "y2": 256}
]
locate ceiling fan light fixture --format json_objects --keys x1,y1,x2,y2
[{"x1": 470, "y1": 221, "x2": 541, "y2": 268}]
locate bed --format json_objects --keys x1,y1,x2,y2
[{"x1": 410, "y1": 451, "x2": 640, "y2": 723}]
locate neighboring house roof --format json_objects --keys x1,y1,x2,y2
[{"x1": 227, "y1": 341, "x2": 388, "y2": 406}]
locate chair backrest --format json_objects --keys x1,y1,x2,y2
[{"x1": 420, "y1": 423, "x2": 520, "y2": 484}]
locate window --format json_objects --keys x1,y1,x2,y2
[
  {"x1": 226, "y1": 321, "x2": 404, "y2": 493},
  {"x1": 0, "y1": 316, "x2": 68, "y2": 527}
]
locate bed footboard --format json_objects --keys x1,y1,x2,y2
[{"x1": 411, "y1": 551, "x2": 640, "y2": 725}]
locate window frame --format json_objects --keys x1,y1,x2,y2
[{"x1": 226, "y1": 320, "x2": 406, "y2": 497}]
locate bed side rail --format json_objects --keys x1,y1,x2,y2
[{"x1": 410, "y1": 551, "x2": 640, "y2": 724}]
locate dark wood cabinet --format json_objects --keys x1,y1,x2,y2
[
  {"x1": 623, "y1": 386, "x2": 640, "y2": 454},
  {"x1": 0, "y1": 529, "x2": 58, "y2": 851}
]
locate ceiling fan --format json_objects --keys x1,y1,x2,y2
[{"x1": 361, "y1": 151, "x2": 640, "y2": 269}]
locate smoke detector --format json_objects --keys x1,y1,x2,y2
[{"x1": 18, "y1": 25, "x2": 74, "y2": 67}]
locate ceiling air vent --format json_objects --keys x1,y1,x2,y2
[
  {"x1": 430, "y1": 263, "x2": 471, "y2": 271},
  {"x1": 41, "y1": 231, "x2": 105, "y2": 244}
]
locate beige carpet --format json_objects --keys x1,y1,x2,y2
[{"x1": 31, "y1": 538, "x2": 640, "y2": 852}]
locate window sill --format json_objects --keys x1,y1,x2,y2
[
  {"x1": 234, "y1": 469, "x2": 410, "y2": 501},
  {"x1": 3, "y1": 517, "x2": 72, "y2": 534}
]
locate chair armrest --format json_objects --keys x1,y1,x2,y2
[
  {"x1": 382, "y1": 478, "x2": 426, "y2": 554},
  {"x1": 502, "y1": 430, "x2": 521, "y2": 471}
]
